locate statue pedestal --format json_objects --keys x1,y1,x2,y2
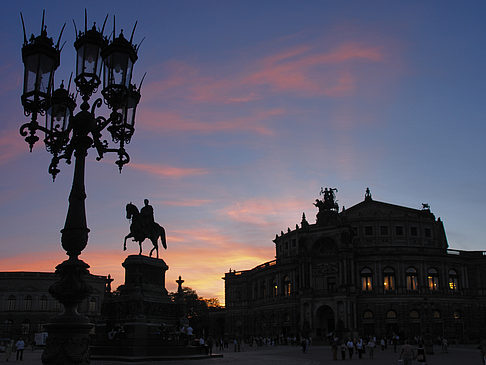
[{"x1": 91, "y1": 255, "x2": 211, "y2": 361}]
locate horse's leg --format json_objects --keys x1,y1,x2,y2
[
  {"x1": 123, "y1": 234, "x2": 133, "y2": 251},
  {"x1": 149, "y1": 237, "x2": 158, "y2": 258}
]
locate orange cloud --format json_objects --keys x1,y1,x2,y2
[
  {"x1": 129, "y1": 162, "x2": 209, "y2": 178},
  {"x1": 1, "y1": 227, "x2": 276, "y2": 306}
]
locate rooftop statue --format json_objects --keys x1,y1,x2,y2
[
  {"x1": 124, "y1": 199, "x2": 167, "y2": 258},
  {"x1": 314, "y1": 187, "x2": 339, "y2": 212}
]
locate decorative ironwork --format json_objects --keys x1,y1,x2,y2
[{"x1": 18, "y1": 10, "x2": 143, "y2": 365}]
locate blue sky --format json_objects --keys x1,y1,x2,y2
[{"x1": 1, "y1": 0, "x2": 485, "y2": 303}]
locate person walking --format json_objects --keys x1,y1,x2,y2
[
  {"x1": 416, "y1": 341, "x2": 427, "y2": 364},
  {"x1": 331, "y1": 340, "x2": 338, "y2": 360},
  {"x1": 340, "y1": 342, "x2": 346, "y2": 360},
  {"x1": 367, "y1": 338, "x2": 375, "y2": 359},
  {"x1": 356, "y1": 338, "x2": 364, "y2": 359},
  {"x1": 399, "y1": 339, "x2": 415, "y2": 365},
  {"x1": 4, "y1": 340, "x2": 13, "y2": 362},
  {"x1": 380, "y1": 337, "x2": 386, "y2": 351},
  {"x1": 15, "y1": 338, "x2": 25, "y2": 361},
  {"x1": 346, "y1": 338, "x2": 354, "y2": 359}
]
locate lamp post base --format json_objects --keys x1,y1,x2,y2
[{"x1": 41, "y1": 320, "x2": 93, "y2": 364}]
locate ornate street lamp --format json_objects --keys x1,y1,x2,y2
[{"x1": 19, "y1": 11, "x2": 142, "y2": 364}]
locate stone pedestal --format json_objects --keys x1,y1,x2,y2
[
  {"x1": 42, "y1": 320, "x2": 93, "y2": 364},
  {"x1": 91, "y1": 255, "x2": 210, "y2": 361}
]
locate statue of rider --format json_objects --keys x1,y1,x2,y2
[{"x1": 140, "y1": 199, "x2": 156, "y2": 237}]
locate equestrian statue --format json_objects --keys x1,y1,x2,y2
[{"x1": 124, "y1": 199, "x2": 167, "y2": 258}]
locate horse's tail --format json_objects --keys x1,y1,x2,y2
[{"x1": 158, "y1": 225, "x2": 167, "y2": 249}]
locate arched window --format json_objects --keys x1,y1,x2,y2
[
  {"x1": 427, "y1": 268, "x2": 439, "y2": 291},
  {"x1": 7, "y1": 295, "x2": 16, "y2": 311},
  {"x1": 24, "y1": 295, "x2": 32, "y2": 311},
  {"x1": 448, "y1": 269, "x2": 458, "y2": 291},
  {"x1": 284, "y1": 276, "x2": 291, "y2": 296},
  {"x1": 361, "y1": 268, "x2": 373, "y2": 291},
  {"x1": 89, "y1": 297, "x2": 97, "y2": 312},
  {"x1": 272, "y1": 279, "x2": 278, "y2": 297},
  {"x1": 409, "y1": 310, "x2": 420, "y2": 319},
  {"x1": 386, "y1": 310, "x2": 397, "y2": 320},
  {"x1": 453, "y1": 311, "x2": 462, "y2": 320},
  {"x1": 40, "y1": 295, "x2": 48, "y2": 311},
  {"x1": 383, "y1": 267, "x2": 395, "y2": 291},
  {"x1": 363, "y1": 310, "x2": 374, "y2": 320},
  {"x1": 432, "y1": 310, "x2": 441, "y2": 319},
  {"x1": 406, "y1": 267, "x2": 418, "y2": 291}
]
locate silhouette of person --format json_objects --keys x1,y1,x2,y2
[{"x1": 140, "y1": 199, "x2": 155, "y2": 236}]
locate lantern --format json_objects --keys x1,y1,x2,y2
[
  {"x1": 21, "y1": 29, "x2": 60, "y2": 115},
  {"x1": 74, "y1": 24, "x2": 106, "y2": 95},
  {"x1": 101, "y1": 31, "x2": 137, "y2": 109},
  {"x1": 46, "y1": 83, "x2": 76, "y2": 134},
  {"x1": 121, "y1": 84, "x2": 141, "y2": 142}
]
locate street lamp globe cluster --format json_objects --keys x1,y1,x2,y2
[
  {"x1": 20, "y1": 13, "x2": 141, "y2": 179},
  {"x1": 19, "y1": 11, "x2": 143, "y2": 364}
]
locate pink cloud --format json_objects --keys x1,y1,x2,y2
[
  {"x1": 223, "y1": 197, "x2": 309, "y2": 228},
  {"x1": 129, "y1": 162, "x2": 209, "y2": 178},
  {"x1": 137, "y1": 107, "x2": 284, "y2": 136},
  {"x1": 162, "y1": 199, "x2": 212, "y2": 207},
  {"x1": 0, "y1": 128, "x2": 29, "y2": 165},
  {"x1": 142, "y1": 40, "x2": 386, "y2": 105}
]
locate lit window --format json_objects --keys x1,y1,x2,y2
[
  {"x1": 386, "y1": 310, "x2": 397, "y2": 319},
  {"x1": 284, "y1": 276, "x2": 291, "y2": 296},
  {"x1": 427, "y1": 268, "x2": 439, "y2": 291},
  {"x1": 383, "y1": 267, "x2": 395, "y2": 291},
  {"x1": 448, "y1": 269, "x2": 458, "y2": 291},
  {"x1": 363, "y1": 310, "x2": 374, "y2": 319},
  {"x1": 273, "y1": 280, "x2": 278, "y2": 297},
  {"x1": 453, "y1": 311, "x2": 462, "y2": 320},
  {"x1": 361, "y1": 268, "x2": 373, "y2": 291},
  {"x1": 433, "y1": 310, "x2": 441, "y2": 319},
  {"x1": 409, "y1": 310, "x2": 420, "y2": 319},
  {"x1": 406, "y1": 267, "x2": 418, "y2": 291}
]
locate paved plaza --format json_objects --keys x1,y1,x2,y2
[{"x1": 9, "y1": 344, "x2": 483, "y2": 365}]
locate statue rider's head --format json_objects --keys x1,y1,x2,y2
[{"x1": 144, "y1": 199, "x2": 149, "y2": 206}]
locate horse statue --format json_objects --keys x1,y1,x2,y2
[{"x1": 124, "y1": 202, "x2": 167, "y2": 258}]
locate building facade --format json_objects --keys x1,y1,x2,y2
[
  {"x1": 224, "y1": 189, "x2": 486, "y2": 343},
  {"x1": 0, "y1": 272, "x2": 109, "y2": 342}
]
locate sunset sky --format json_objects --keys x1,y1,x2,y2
[{"x1": 1, "y1": 1, "x2": 485, "y2": 304}]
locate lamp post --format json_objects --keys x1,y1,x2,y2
[{"x1": 19, "y1": 12, "x2": 142, "y2": 364}]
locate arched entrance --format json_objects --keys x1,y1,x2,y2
[{"x1": 315, "y1": 305, "x2": 335, "y2": 339}]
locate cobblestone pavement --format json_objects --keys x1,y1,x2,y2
[{"x1": 9, "y1": 345, "x2": 482, "y2": 364}]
